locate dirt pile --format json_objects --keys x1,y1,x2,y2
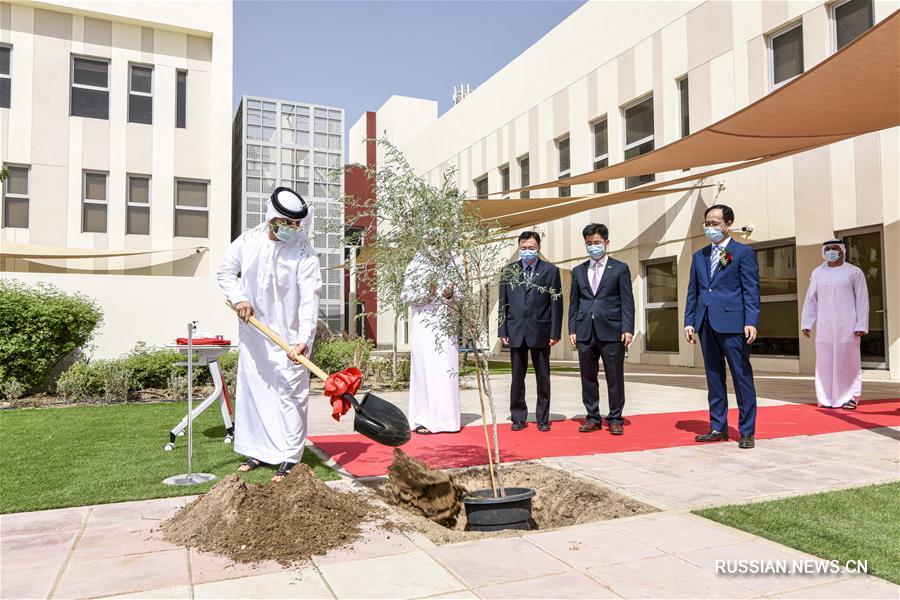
[
  {"x1": 384, "y1": 449, "x2": 465, "y2": 526},
  {"x1": 162, "y1": 465, "x2": 374, "y2": 565}
]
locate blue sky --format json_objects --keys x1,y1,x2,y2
[{"x1": 233, "y1": 0, "x2": 584, "y2": 152}]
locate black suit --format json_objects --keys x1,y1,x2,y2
[
  {"x1": 498, "y1": 259, "x2": 563, "y2": 425},
  {"x1": 568, "y1": 257, "x2": 635, "y2": 425}
]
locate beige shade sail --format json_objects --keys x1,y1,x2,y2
[
  {"x1": 492, "y1": 10, "x2": 900, "y2": 196},
  {"x1": 0, "y1": 241, "x2": 207, "y2": 259}
]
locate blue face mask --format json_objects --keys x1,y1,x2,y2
[
  {"x1": 586, "y1": 244, "x2": 606, "y2": 259},
  {"x1": 704, "y1": 226, "x2": 726, "y2": 244},
  {"x1": 519, "y1": 249, "x2": 538, "y2": 262},
  {"x1": 274, "y1": 225, "x2": 298, "y2": 243},
  {"x1": 824, "y1": 250, "x2": 842, "y2": 263}
]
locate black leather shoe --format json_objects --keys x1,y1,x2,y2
[
  {"x1": 607, "y1": 422, "x2": 624, "y2": 435},
  {"x1": 511, "y1": 421, "x2": 526, "y2": 431},
  {"x1": 537, "y1": 422, "x2": 550, "y2": 432},
  {"x1": 578, "y1": 421, "x2": 601, "y2": 433},
  {"x1": 738, "y1": 435, "x2": 755, "y2": 449},
  {"x1": 695, "y1": 430, "x2": 728, "y2": 442}
]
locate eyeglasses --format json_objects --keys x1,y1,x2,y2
[
  {"x1": 585, "y1": 242, "x2": 606, "y2": 247},
  {"x1": 702, "y1": 221, "x2": 726, "y2": 228}
]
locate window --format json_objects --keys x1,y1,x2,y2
[
  {"x1": 2, "y1": 165, "x2": 28, "y2": 228},
  {"x1": 126, "y1": 175, "x2": 150, "y2": 235},
  {"x1": 281, "y1": 103, "x2": 311, "y2": 147},
  {"x1": 312, "y1": 108, "x2": 342, "y2": 150},
  {"x1": 770, "y1": 22, "x2": 804, "y2": 86},
  {"x1": 623, "y1": 95, "x2": 654, "y2": 188},
  {"x1": 82, "y1": 171, "x2": 108, "y2": 233},
  {"x1": 644, "y1": 258, "x2": 679, "y2": 352},
  {"x1": 592, "y1": 118, "x2": 609, "y2": 194},
  {"x1": 677, "y1": 76, "x2": 690, "y2": 138},
  {"x1": 752, "y1": 243, "x2": 799, "y2": 356},
  {"x1": 71, "y1": 57, "x2": 109, "y2": 119},
  {"x1": 499, "y1": 164, "x2": 510, "y2": 198},
  {"x1": 313, "y1": 152, "x2": 341, "y2": 199},
  {"x1": 833, "y1": 0, "x2": 873, "y2": 51},
  {"x1": 176, "y1": 70, "x2": 187, "y2": 128},
  {"x1": 474, "y1": 175, "x2": 488, "y2": 200},
  {"x1": 557, "y1": 136, "x2": 571, "y2": 197},
  {"x1": 0, "y1": 45, "x2": 10, "y2": 109},
  {"x1": 174, "y1": 179, "x2": 208, "y2": 237},
  {"x1": 246, "y1": 100, "x2": 276, "y2": 142},
  {"x1": 518, "y1": 155, "x2": 530, "y2": 199},
  {"x1": 127, "y1": 65, "x2": 152, "y2": 124}
]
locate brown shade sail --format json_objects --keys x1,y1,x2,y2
[{"x1": 492, "y1": 10, "x2": 899, "y2": 196}]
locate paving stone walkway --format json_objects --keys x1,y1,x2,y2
[
  {"x1": 3, "y1": 367, "x2": 897, "y2": 599},
  {"x1": 2, "y1": 426, "x2": 897, "y2": 599}
]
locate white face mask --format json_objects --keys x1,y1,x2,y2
[{"x1": 824, "y1": 249, "x2": 842, "y2": 263}]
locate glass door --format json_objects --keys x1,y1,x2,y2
[{"x1": 842, "y1": 229, "x2": 887, "y2": 369}]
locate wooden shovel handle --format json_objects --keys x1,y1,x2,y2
[{"x1": 225, "y1": 300, "x2": 328, "y2": 380}]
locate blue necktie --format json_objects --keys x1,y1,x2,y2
[{"x1": 710, "y1": 247, "x2": 721, "y2": 277}]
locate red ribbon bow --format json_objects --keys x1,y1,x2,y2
[{"x1": 324, "y1": 368, "x2": 363, "y2": 421}]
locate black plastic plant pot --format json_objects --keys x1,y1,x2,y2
[{"x1": 463, "y1": 487, "x2": 536, "y2": 532}]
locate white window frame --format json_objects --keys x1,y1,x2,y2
[
  {"x1": 2, "y1": 163, "x2": 29, "y2": 229},
  {"x1": 176, "y1": 69, "x2": 187, "y2": 129},
  {"x1": 127, "y1": 63, "x2": 153, "y2": 124},
  {"x1": 474, "y1": 174, "x2": 489, "y2": 199},
  {"x1": 829, "y1": 0, "x2": 874, "y2": 53},
  {"x1": 767, "y1": 20, "x2": 804, "y2": 90},
  {"x1": 499, "y1": 163, "x2": 510, "y2": 199},
  {"x1": 126, "y1": 174, "x2": 151, "y2": 235},
  {"x1": 621, "y1": 93, "x2": 655, "y2": 188},
  {"x1": 70, "y1": 55, "x2": 110, "y2": 117},
  {"x1": 81, "y1": 170, "x2": 108, "y2": 233},
  {"x1": 173, "y1": 178, "x2": 210, "y2": 238},
  {"x1": 0, "y1": 44, "x2": 11, "y2": 109},
  {"x1": 591, "y1": 116, "x2": 609, "y2": 194},
  {"x1": 643, "y1": 256, "x2": 679, "y2": 354},
  {"x1": 518, "y1": 154, "x2": 530, "y2": 199}
]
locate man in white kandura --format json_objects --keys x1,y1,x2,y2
[
  {"x1": 217, "y1": 187, "x2": 322, "y2": 481},
  {"x1": 801, "y1": 239, "x2": 869, "y2": 411},
  {"x1": 401, "y1": 248, "x2": 461, "y2": 435}
]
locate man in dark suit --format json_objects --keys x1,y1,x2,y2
[
  {"x1": 684, "y1": 204, "x2": 760, "y2": 449},
  {"x1": 499, "y1": 231, "x2": 563, "y2": 432},
  {"x1": 568, "y1": 223, "x2": 635, "y2": 435}
]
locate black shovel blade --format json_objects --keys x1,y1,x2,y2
[{"x1": 349, "y1": 392, "x2": 411, "y2": 447}]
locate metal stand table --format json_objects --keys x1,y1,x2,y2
[{"x1": 163, "y1": 342, "x2": 237, "y2": 452}]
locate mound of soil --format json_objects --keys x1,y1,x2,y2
[
  {"x1": 162, "y1": 465, "x2": 375, "y2": 565},
  {"x1": 384, "y1": 449, "x2": 465, "y2": 526}
]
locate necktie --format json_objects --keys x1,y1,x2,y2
[
  {"x1": 711, "y1": 246, "x2": 721, "y2": 277},
  {"x1": 590, "y1": 262, "x2": 600, "y2": 294},
  {"x1": 524, "y1": 264, "x2": 533, "y2": 284}
]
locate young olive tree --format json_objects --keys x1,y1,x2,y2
[{"x1": 342, "y1": 140, "x2": 555, "y2": 496}]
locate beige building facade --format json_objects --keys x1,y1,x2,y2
[
  {"x1": 1, "y1": 0, "x2": 234, "y2": 356},
  {"x1": 354, "y1": 0, "x2": 900, "y2": 379}
]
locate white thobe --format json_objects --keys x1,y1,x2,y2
[
  {"x1": 401, "y1": 253, "x2": 461, "y2": 433},
  {"x1": 801, "y1": 262, "x2": 869, "y2": 408},
  {"x1": 217, "y1": 225, "x2": 321, "y2": 464}
]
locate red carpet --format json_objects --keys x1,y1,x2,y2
[{"x1": 308, "y1": 399, "x2": 899, "y2": 477}]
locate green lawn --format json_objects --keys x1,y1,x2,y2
[
  {"x1": 0, "y1": 402, "x2": 338, "y2": 514},
  {"x1": 695, "y1": 482, "x2": 900, "y2": 585}
]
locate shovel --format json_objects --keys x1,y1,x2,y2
[{"x1": 226, "y1": 301, "x2": 411, "y2": 447}]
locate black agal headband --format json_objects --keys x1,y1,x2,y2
[{"x1": 270, "y1": 186, "x2": 309, "y2": 220}]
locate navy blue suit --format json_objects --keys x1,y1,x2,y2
[
  {"x1": 684, "y1": 239, "x2": 760, "y2": 436},
  {"x1": 498, "y1": 259, "x2": 563, "y2": 425},
  {"x1": 568, "y1": 257, "x2": 635, "y2": 425}
]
